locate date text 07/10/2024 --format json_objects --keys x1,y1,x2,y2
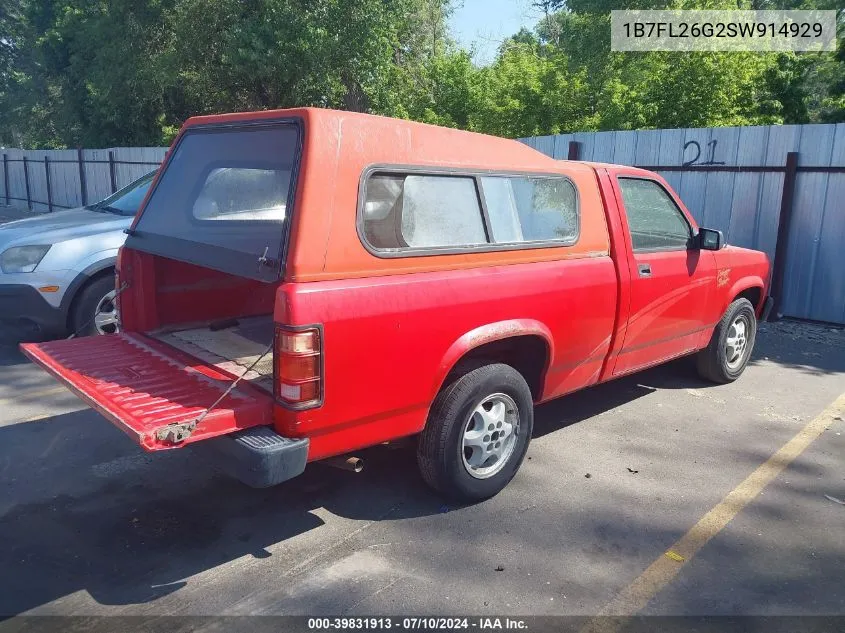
[{"x1": 307, "y1": 617, "x2": 529, "y2": 630}]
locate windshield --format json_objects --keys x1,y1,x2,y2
[
  {"x1": 90, "y1": 171, "x2": 156, "y2": 216},
  {"x1": 124, "y1": 122, "x2": 300, "y2": 282}
]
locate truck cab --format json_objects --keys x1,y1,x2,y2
[{"x1": 21, "y1": 108, "x2": 771, "y2": 500}]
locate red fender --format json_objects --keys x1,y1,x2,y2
[
  {"x1": 431, "y1": 319, "x2": 555, "y2": 401},
  {"x1": 726, "y1": 276, "x2": 766, "y2": 314}
]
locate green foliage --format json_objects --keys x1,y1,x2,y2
[
  {"x1": 0, "y1": 0, "x2": 842, "y2": 148},
  {"x1": 1, "y1": 0, "x2": 172, "y2": 147}
]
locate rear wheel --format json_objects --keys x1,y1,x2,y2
[
  {"x1": 417, "y1": 362, "x2": 533, "y2": 501},
  {"x1": 71, "y1": 275, "x2": 120, "y2": 337},
  {"x1": 696, "y1": 297, "x2": 757, "y2": 383}
]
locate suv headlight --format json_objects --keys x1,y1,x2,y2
[{"x1": 0, "y1": 245, "x2": 52, "y2": 273}]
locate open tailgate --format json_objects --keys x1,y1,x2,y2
[{"x1": 20, "y1": 333, "x2": 273, "y2": 450}]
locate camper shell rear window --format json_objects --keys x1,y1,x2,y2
[{"x1": 125, "y1": 120, "x2": 302, "y2": 282}]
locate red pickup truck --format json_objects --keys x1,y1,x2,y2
[{"x1": 22, "y1": 108, "x2": 772, "y2": 500}]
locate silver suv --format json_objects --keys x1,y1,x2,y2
[{"x1": 0, "y1": 171, "x2": 155, "y2": 338}]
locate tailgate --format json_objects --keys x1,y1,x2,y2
[{"x1": 20, "y1": 333, "x2": 273, "y2": 450}]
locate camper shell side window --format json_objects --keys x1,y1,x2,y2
[{"x1": 358, "y1": 165, "x2": 580, "y2": 257}]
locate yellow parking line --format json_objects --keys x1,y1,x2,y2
[
  {"x1": 582, "y1": 391, "x2": 845, "y2": 633},
  {"x1": 0, "y1": 384, "x2": 68, "y2": 405}
]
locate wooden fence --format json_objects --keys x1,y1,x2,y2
[{"x1": 1, "y1": 147, "x2": 165, "y2": 213}]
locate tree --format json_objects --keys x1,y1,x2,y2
[
  {"x1": 0, "y1": 0, "x2": 456, "y2": 147},
  {"x1": 0, "y1": 0, "x2": 841, "y2": 148},
  {"x1": 531, "y1": 0, "x2": 827, "y2": 129}
]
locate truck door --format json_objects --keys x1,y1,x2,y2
[{"x1": 609, "y1": 172, "x2": 718, "y2": 376}]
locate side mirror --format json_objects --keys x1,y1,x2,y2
[{"x1": 698, "y1": 228, "x2": 724, "y2": 251}]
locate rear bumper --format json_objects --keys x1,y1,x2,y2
[
  {"x1": 194, "y1": 425, "x2": 309, "y2": 488},
  {"x1": 760, "y1": 295, "x2": 774, "y2": 322},
  {"x1": 0, "y1": 284, "x2": 66, "y2": 335}
]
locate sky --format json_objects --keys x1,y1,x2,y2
[{"x1": 449, "y1": 0, "x2": 539, "y2": 65}]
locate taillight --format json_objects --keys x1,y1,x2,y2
[{"x1": 275, "y1": 326, "x2": 322, "y2": 408}]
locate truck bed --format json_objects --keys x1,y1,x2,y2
[{"x1": 153, "y1": 315, "x2": 275, "y2": 394}]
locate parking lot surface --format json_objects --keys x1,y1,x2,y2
[{"x1": 0, "y1": 319, "x2": 843, "y2": 619}]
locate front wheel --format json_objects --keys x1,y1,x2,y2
[
  {"x1": 696, "y1": 297, "x2": 757, "y2": 383},
  {"x1": 417, "y1": 362, "x2": 533, "y2": 501},
  {"x1": 71, "y1": 275, "x2": 120, "y2": 337}
]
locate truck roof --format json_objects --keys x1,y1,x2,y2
[
  {"x1": 181, "y1": 107, "x2": 562, "y2": 173},
  {"x1": 181, "y1": 108, "x2": 662, "y2": 179},
  {"x1": 579, "y1": 160, "x2": 658, "y2": 178}
]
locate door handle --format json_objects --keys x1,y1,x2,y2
[{"x1": 638, "y1": 263, "x2": 652, "y2": 278}]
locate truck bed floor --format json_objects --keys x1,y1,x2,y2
[{"x1": 153, "y1": 315, "x2": 275, "y2": 394}]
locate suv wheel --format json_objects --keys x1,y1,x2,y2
[
  {"x1": 696, "y1": 297, "x2": 757, "y2": 383},
  {"x1": 417, "y1": 362, "x2": 533, "y2": 501},
  {"x1": 71, "y1": 275, "x2": 120, "y2": 337}
]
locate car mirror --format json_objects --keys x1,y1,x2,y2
[{"x1": 698, "y1": 228, "x2": 723, "y2": 251}]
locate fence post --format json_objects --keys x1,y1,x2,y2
[
  {"x1": 108, "y1": 150, "x2": 117, "y2": 193},
  {"x1": 23, "y1": 156, "x2": 31, "y2": 210},
  {"x1": 567, "y1": 141, "x2": 582, "y2": 160},
  {"x1": 770, "y1": 151, "x2": 799, "y2": 321},
  {"x1": 3, "y1": 154, "x2": 8, "y2": 205},
  {"x1": 77, "y1": 147, "x2": 87, "y2": 206},
  {"x1": 44, "y1": 156, "x2": 53, "y2": 213}
]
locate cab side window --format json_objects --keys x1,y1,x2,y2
[{"x1": 618, "y1": 178, "x2": 692, "y2": 252}]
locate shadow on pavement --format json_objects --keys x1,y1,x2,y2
[
  {"x1": 1, "y1": 319, "x2": 842, "y2": 615},
  {"x1": 749, "y1": 320, "x2": 845, "y2": 376},
  {"x1": 532, "y1": 356, "x2": 713, "y2": 440},
  {"x1": 0, "y1": 410, "x2": 446, "y2": 615},
  {"x1": 0, "y1": 360, "x2": 672, "y2": 615}
]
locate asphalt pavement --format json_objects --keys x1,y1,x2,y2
[{"x1": 0, "y1": 319, "x2": 843, "y2": 621}]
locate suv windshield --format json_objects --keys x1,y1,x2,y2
[
  {"x1": 89, "y1": 170, "x2": 156, "y2": 216},
  {"x1": 124, "y1": 122, "x2": 300, "y2": 282}
]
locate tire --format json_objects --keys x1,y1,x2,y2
[
  {"x1": 696, "y1": 297, "x2": 757, "y2": 384},
  {"x1": 71, "y1": 275, "x2": 120, "y2": 337},
  {"x1": 417, "y1": 362, "x2": 533, "y2": 501}
]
